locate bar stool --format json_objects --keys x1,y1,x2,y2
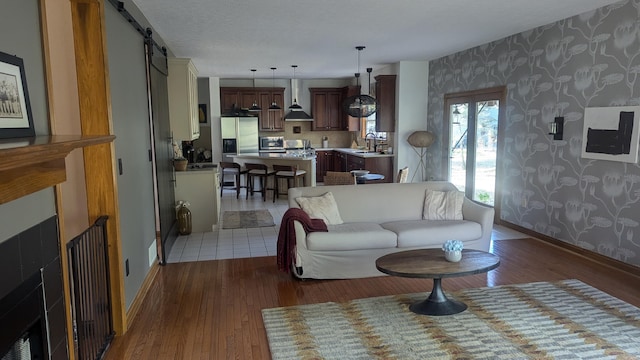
[
  {"x1": 219, "y1": 162, "x2": 247, "y2": 199},
  {"x1": 272, "y1": 164, "x2": 306, "y2": 203},
  {"x1": 245, "y1": 163, "x2": 275, "y2": 201}
]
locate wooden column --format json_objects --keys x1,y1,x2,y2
[{"x1": 69, "y1": 0, "x2": 127, "y2": 335}]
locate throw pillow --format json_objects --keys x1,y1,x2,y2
[
  {"x1": 295, "y1": 192, "x2": 344, "y2": 225},
  {"x1": 423, "y1": 189, "x2": 464, "y2": 220}
]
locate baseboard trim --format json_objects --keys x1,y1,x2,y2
[
  {"x1": 500, "y1": 221, "x2": 640, "y2": 279},
  {"x1": 125, "y1": 260, "x2": 160, "y2": 331}
]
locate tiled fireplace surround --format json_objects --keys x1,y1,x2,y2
[{"x1": 0, "y1": 215, "x2": 68, "y2": 360}]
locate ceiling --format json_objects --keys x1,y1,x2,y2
[{"x1": 130, "y1": 0, "x2": 621, "y2": 79}]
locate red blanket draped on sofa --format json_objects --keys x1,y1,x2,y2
[{"x1": 277, "y1": 208, "x2": 327, "y2": 273}]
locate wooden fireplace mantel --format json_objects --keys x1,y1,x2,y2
[{"x1": 0, "y1": 135, "x2": 115, "y2": 205}]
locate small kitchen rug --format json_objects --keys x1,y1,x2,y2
[{"x1": 222, "y1": 210, "x2": 275, "y2": 229}]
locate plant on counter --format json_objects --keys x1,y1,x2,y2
[
  {"x1": 172, "y1": 141, "x2": 185, "y2": 160},
  {"x1": 442, "y1": 239, "x2": 464, "y2": 252},
  {"x1": 172, "y1": 142, "x2": 188, "y2": 171}
]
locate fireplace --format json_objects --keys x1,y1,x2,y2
[
  {"x1": 0, "y1": 216, "x2": 68, "y2": 360},
  {"x1": 0, "y1": 273, "x2": 46, "y2": 360}
]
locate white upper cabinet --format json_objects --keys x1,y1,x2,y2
[{"x1": 168, "y1": 58, "x2": 199, "y2": 140}]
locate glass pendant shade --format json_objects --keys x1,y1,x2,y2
[
  {"x1": 269, "y1": 67, "x2": 281, "y2": 110},
  {"x1": 342, "y1": 46, "x2": 377, "y2": 117},
  {"x1": 344, "y1": 94, "x2": 377, "y2": 118},
  {"x1": 289, "y1": 65, "x2": 303, "y2": 109},
  {"x1": 249, "y1": 69, "x2": 261, "y2": 111}
]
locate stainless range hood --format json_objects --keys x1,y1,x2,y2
[{"x1": 285, "y1": 79, "x2": 313, "y2": 121}]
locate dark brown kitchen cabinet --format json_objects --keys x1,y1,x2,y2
[
  {"x1": 259, "y1": 91, "x2": 284, "y2": 131},
  {"x1": 315, "y1": 150, "x2": 335, "y2": 182},
  {"x1": 334, "y1": 151, "x2": 346, "y2": 172},
  {"x1": 363, "y1": 156, "x2": 393, "y2": 183},
  {"x1": 346, "y1": 154, "x2": 365, "y2": 171},
  {"x1": 310, "y1": 88, "x2": 346, "y2": 131},
  {"x1": 220, "y1": 87, "x2": 284, "y2": 131},
  {"x1": 220, "y1": 90, "x2": 239, "y2": 112},
  {"x1": 343, "y1": 85, "x2": 361, "y2": 131},
  {"x1": 344, "y1": 153, "x2": 393, "y2": 183},
  {"x1": 241, "y1": 91, "x2": 259, "y2": 109},
  {"x1": 374, "y1": 75, "x2": 396, "y2": 132}
]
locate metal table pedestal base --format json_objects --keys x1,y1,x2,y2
[{"x1": 409, "y1": 278, "x2": 467, "y2": 316}]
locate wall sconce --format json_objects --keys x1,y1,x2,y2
[{"x1": 549, "y1": 116, "x2": 564, "y2": 140}]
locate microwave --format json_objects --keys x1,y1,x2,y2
[{"x1": 259, "y1": 136, "x2": 284, "y2": 150}]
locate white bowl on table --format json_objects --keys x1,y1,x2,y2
[{"x1": 350, "y1": 170, "x2": 370, "y2": 177}]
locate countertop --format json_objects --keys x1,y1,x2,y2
[
  {"x1": 316, "y1": 148, "x2": 394, "y2": 158},
  {"x1": 232, "y1": 153, "x2": 316, "y2": 160},
  {"x1": 182, "y1": 163, "x2": 217, "y2": 172}
]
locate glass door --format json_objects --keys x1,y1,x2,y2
[
  {"x1": 473, "y1": 100, "x2": 499, "y2": 205},
  {"x1": 448, "y1": 103, "x2": 469, "y2": 194},
  {"x1": 445, "y1": 88, "x2": 504, "y2": 209}
]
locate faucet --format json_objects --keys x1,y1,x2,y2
[{"x1": 365, "y1": 132, "x2": 377, "y2": 152}]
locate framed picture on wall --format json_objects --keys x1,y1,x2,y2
[
  {"x1": 0, "y1": 51, "x2": 34, "y2": 139},
  {"x1": 582, "y1": 106, "x2": 640, "y2": 163},
  {"x1": 198, "y1": 103, "x2": 207, "y2": 123}
]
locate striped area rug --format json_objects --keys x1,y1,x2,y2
[{"x1": 262, "y1": 280, "x2": 640, "y2": 359}]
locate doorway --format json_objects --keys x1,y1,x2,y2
[{"x1": 444, "y1": 87, "x2": 505, "y2": 216}]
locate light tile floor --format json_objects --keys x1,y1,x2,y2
[
  {"x1": 166, "y1": 188, "x2": 289, "y2": 263},
  {"x1": 166, "y1": 188, "x2": 527, "y2": 263}
]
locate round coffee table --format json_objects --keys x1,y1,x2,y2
[{"x1": 376, "y1": 249, "x2": 500, "y2": 316}]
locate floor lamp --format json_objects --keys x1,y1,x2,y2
[{"x1": 407, "y1": 131, "x2": 435, "y2": 182}]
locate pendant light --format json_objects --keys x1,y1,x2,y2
[
  {"x1": 269, "y1": 67, "x2": 281, "y2": 110},
  {"x1": 284, "y1": 65, "x2": 313, "y2": 120},
  {"x1": 249, "y1": 69, "x2": 261, "y2": 112},
  {"x1": 343, "y1": 46, "x2": 377, "y2": 118},
  {"x1": 289, "y1": 65, "x2": 302, "y2": 109}
]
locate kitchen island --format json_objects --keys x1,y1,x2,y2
[{"x1": 232, "y1": 153, "x2": 317, "y2": 187}]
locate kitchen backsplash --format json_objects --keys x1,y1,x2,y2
[{"x1": 269, "y1": 121, "x2": 352, "y2": 148}]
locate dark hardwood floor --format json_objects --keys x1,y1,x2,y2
[{"x1": 104, "y1": 238, "x2": 640, "y2": 360}]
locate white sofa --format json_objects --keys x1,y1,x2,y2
[{"x1": 287, "y1": 181, "x2": 494, "y2": 279}]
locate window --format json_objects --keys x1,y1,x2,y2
[{"x1": 361, "y1": 114, "x2": 387, "y2": 140}]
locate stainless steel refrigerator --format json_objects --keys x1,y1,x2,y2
[{"x1": 221, "y1": 116, "x2": 259, "y2": 162}]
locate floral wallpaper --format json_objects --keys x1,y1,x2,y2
[{"x1": 427, "y1": 0, "x2": 640, "y2": 267}]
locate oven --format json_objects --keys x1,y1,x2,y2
[{"x1": 259, "y1": 136, "x2": 285, "y2": 153}]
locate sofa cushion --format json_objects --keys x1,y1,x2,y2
[
  {"x1": 306, "y1": 223, "x2": 397, "y2": 251},
  {"x1": 296, "y1": 192, "x2": 343, "y2": 225},
  {"x1": 423, "y1": 189, "x2": 464, "y2": 220},
  {"x1": 381, "y1": 220, "x2": 481, "y2": 248}
]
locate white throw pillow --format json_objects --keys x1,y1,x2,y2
[
  {"x1": 295, "y1": 192, "x2": 344, "y2": 225},
  {"x1": 423, "y1": 189, "x2": 464, "y2": 220}
]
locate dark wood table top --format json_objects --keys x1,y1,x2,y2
[{"x1": 376, "y1": 249, "x2": 500, "y2": 279}]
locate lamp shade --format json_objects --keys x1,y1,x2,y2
[
  {"x1": 407, "y1": 131, "x2": 435, "y2": 148},
  {"x1": 343, "y1": 94, "x2": 377, "y2": 118}
]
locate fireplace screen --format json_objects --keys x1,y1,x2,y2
[
  {"x1": 0, "y1": 215, "x2": 67, "y2": 359},
  {"x1": 0, "y1": 273, "x2": 47, "y2": 360},
  {"x1": 1, "y1": 336, "x2": 30, "y2": 360},
  {"x1": 1, "y1": 325, "x2": 44, "y2": 360}
]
